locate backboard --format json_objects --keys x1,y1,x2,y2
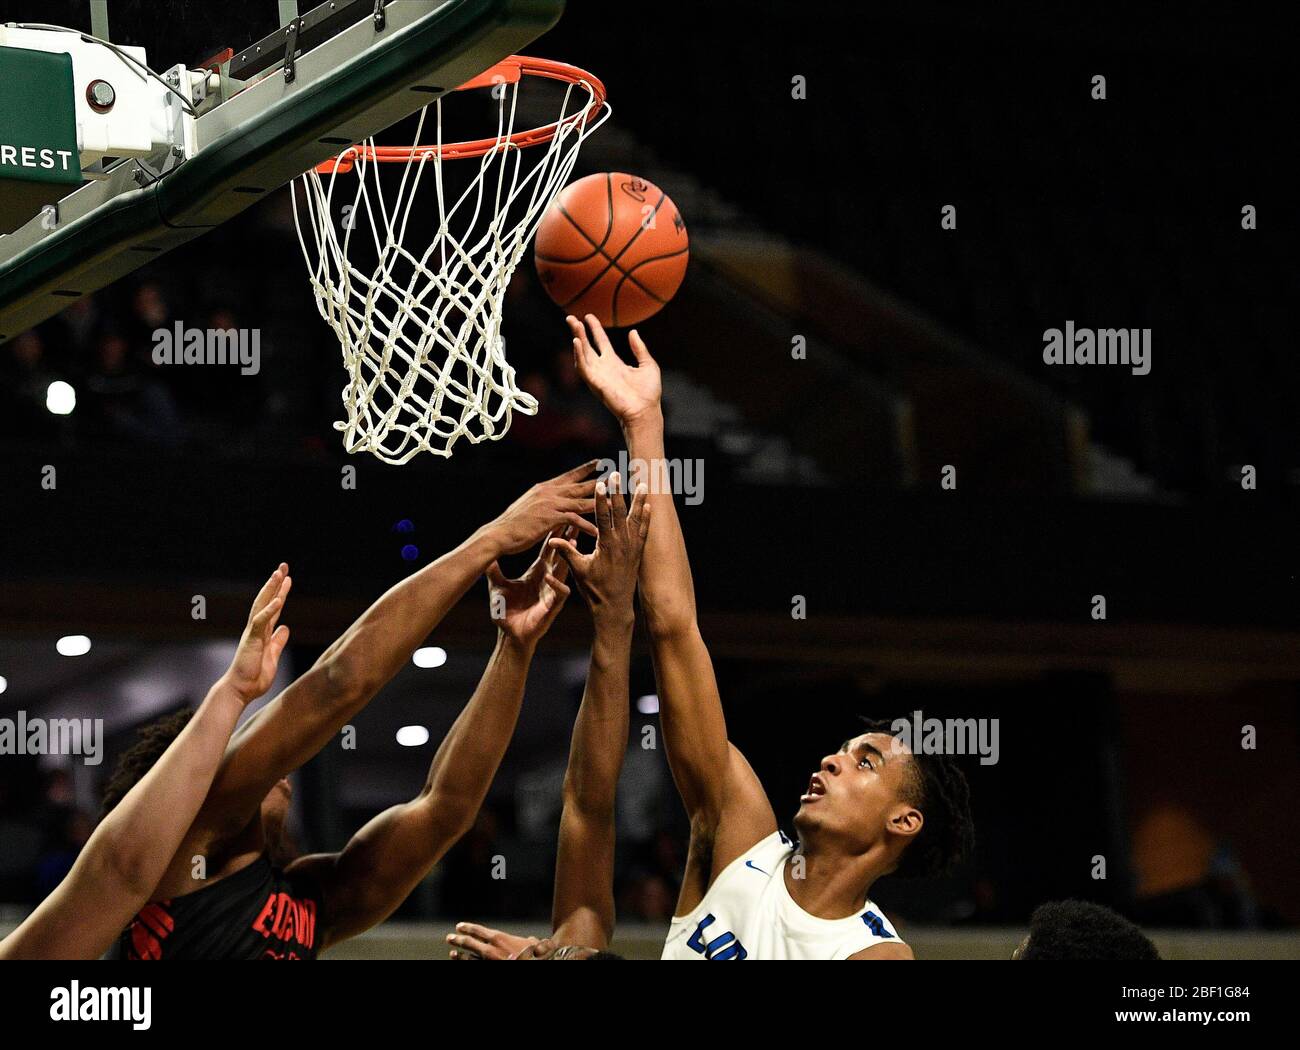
[{"x1": 0, "y1": 0, "x2": 565, "y2": 343}]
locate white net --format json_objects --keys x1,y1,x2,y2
[{"x1": 293, "y1": 65, "x2": 609, "y2": 464}]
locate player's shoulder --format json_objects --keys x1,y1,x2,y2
[
  {"x1": 849, "y1": 940, "x2": 915, "y2": 960},
  {"x1": 733, "y1": 826, "x2": 790, "y2": 873},
  {"x1": 742, "y1": 827, "x2": 797, "y2": 869}
]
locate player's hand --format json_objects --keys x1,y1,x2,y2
[
  {"x1": 221, "y1": 564, "x2": 292, "y2": 704},
  {"x1": 549, "y1": 472, "x2": 649, "y2": 620},
  {"x1": 485, "y1": 461, "x2": 600, "y2": 556},
  {"x1": 446, "y1": 922, "x2": 540, "y2": 960},
  {"x1": 568, "y1": 314, "x2": 663, "y2": 428},
  {"x1": 487, "y1": 530, "x2": 574, "y2": 647}
]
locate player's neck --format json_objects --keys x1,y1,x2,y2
[{"x1": 783, "y1": 844, "x2": 882, "y2": 920}]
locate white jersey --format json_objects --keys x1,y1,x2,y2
[{"x1": 661, "y1": 830, "x2": 903, "y2": 960}]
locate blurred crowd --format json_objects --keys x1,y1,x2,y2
[{"x1": 0, "y1": 767, "x2": 94, "y2": 906}]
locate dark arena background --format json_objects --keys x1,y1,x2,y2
[{"x1": 0, "y1": 0, "x2": 1297, "y2": 982}]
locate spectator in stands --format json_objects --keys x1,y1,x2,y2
[{"x1": 82, "y1": 327, "x2": 186, "y2": 449}]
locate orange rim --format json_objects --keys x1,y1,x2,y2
[{"x1": 314, "y1": 56, "x2": 606, "y2": 175}]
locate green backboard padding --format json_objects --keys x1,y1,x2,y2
[
  {"x1": 0, "y1": 45, "x2": 82, "y2": 234},
  {"x1": 0, "y1": 45, "x2": 81, "y2": 187}
]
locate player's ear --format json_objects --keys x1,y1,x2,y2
[{"x1": 887, "y1": 804, "x2": 923, "y2": 841}]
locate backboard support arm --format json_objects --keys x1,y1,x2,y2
[
  {"x1": 0, "y1": 0, "x2": 568, "y2": 343},
  {"x1": 89, "y1": 0, "x2": 110, "y2": 41}
]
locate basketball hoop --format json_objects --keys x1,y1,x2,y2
[{"x1": 293, "y1": 57, "x2": 610, "y2": 464}]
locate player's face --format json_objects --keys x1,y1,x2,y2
[{"x1": 794, "y1": 732, "x2": 919, "y2": 851}]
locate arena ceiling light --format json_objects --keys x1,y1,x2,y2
[
  {"x1": 395, "y1": 726, "x2": 430, "y2": 748},
  {"x1": 0, "y1": 675, "x2": 7, "y2": 695},
  {"x1": 45, "y1": 381, "x2": 75, "y2": 415},
  {"x1": 412, "y1": 646, "x2": 446, "y2": 669},
  {"x1": 56, "y1": 635, "x2": 92, "y2": 657}
]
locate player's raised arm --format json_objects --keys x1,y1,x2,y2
[
  {"x1": 569, "y1": 316, "x2": 776, "y2": 911},
  {"x1": 186, "y1": 464, "x2": 599, "y2": 845},
  {"x1": 0, "y1": 567, "x2": 292, "y2": 960},
  {"x1": 286, "y1": 535, "x2": 573, "y2": 951},
  {"x1": 445, "y1": 477, "x2": 647, "y2": 962},
  {"x1": 548, "y1": 474, "x2": 647, "y2": 949}
]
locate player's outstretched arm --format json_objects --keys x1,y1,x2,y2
[
  {"x1": 569, "y1": 316, "x2": 775, "y2": 910},
  {"x1": 187, "y1": 464, "x2": 599, "y2": 846},
  {"x1": 0, "y1": 568, "x2": 292, "y2": 960},
  {"x1": 444, "y1": 476, "x2": 648, "y2": 961},
  {"x1": 549, "y1": 474, "x2": 648, "y2": 949},
  {"x1": 287, "y1": 536, "x2": 573, "y2": 951}
]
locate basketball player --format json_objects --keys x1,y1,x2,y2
[
  {"x1": 568, "y1": 315, "x2": 975, "y2": 960},
  {"x1": 446, "y1": 474, "x2": 648, "y2": 961},
  {"x1": 0, "y1": 567, "x2": 291, "y2": 959},
  {"x1": 106, "y1": 464, "x2": 601, "y2": 959},
  {"x1": 1014, "y1": 900, "x2": 1161, "y2": 960}
]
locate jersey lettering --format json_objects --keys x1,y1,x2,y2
[{"x1": 686, "y1": 913, "x2": 749, "y2": 960}]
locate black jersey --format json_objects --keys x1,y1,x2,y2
[{"x1": 118, "y1": 854, "x2": 323, "y2": 960}]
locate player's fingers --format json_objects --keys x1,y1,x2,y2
[
  {"x1": 573, "y1": 324, "x2": 601, "y2": 373},
  {"x1": 571, "y1": 335, "x2": 595, "y2": 380},
  {"x1": 453, "y1": 922, "x2": 507, "y2": 943},
  {"x1": 628, "y1": 328, "x2": 654, "y2": 365},
  {"x1": 564, "y1": 494, "x2": 597, "y2": 516},
  {"x1": 548, "y1": 543, "x2": 571, "y2": 584},
  {"x1": 562, "y1": 481, "x2": 600, "y2": 505},
  {"x1": 608, "y1": 470, "x2": 629, "y2": 525},
  {"x1": 537, "y1": 527, "x2": 559, "y2": 571},
  {"x1": 266, "y1": 624, "x2": 291, "y2": 666},
  {"x1": 547, "y1": 538, "x2": 594, "y2": 580},
  {"x1": 556, "y1": 458, "x2": 601, "y2": 484},
  {"x1": 544, "y1": 572, "x2": 571, "y2": 600},
  {"x1": 566, "y1": 314, "x2": 594, "y2": 357},
  {"x1": 547, "y1": 536, "x2": 582, "y2": 560},
  {"x1": 564, "y1": 510, "x2": 599, "y2": 539},
  {"x1": 265, "y1": 575, "x2": 293, "y2": 633},
  {"x1": 446, "y1": 934, "x2": 496, "y2": 959},
  {"x1": 637, "y1": 487, "x2": 652, "y2": 542},
  {"x1": 485, "y1": 560, "x2": 509, "y2": 588},
  {"x1": 595, "y1": 478, "x2": 612, "y2": 535},
  {"x1": 629, "y1": 481, "x2": 649, "y2": 527},
  {"x1": 513, "y1": 940, "x2": 547, "y2": 960},
  {"x1": 249, "y1": 564, "x2": 287, "y2": 620},
  {"x1": 548, "y1": 530, "x2": 579, "y2": 573},
  {"x1": 584, "y1": 314, "x2": 617, "y2": 356},
  {"x1": 248, "y1": 595, "x2": 284, "y2": 635}
]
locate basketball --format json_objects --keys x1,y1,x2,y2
[{"x1": 534, "y1": 172, "x2": 689, "y2": 327}]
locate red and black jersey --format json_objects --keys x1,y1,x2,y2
[{"x1": 117, "y1": 854, "x2": 323, "y2": 960}]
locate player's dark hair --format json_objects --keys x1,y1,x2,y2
[
  {"x1": 1019, "y1": 900, "x2": 1160, "y2": 960},
  {"x1": 860, "y1": 717, "x2": 975, "y2": 879},
  {"x1": 99, "y1": 708, "x2": 194, "y2": 819},
  {"x1": 589, "y1": 950, "x2": 624, "y2": 960}
]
